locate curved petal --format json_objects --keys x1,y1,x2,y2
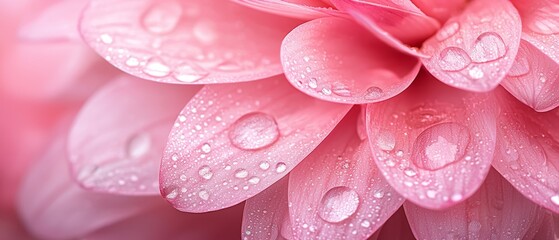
[
  {"x1": 17, "y1": 136, "x2": 162, "y2": 240},
  {"x1": 365, "y1": 71, "x2": 497, "y2": 209},
  {"x1": 532, "y1": 213, "x2": 559, "y2": 240},
  {"x1": 281, "y1": 17, "x2": 421, "y2": 104},
  {"x1": 492, "y1": 88, "x2": 559, "y2": 214},
  {"x1": 242, "y1": 177, "x2": 290, "y2": 240},
  {"x1": 404, "y1": 169, "x2": 546, "y2": 240},
  {"x1": 288, "y1": 109, "x2": 404, "y2": 239},
  {"x1": 410, "y1": 0, "x2": 466, "y2": 24},
  {"x1": 420, "y1": 0, "x2": 522, "y2": 92},
  {"x1": 512, "y1": 0, "x2": 559, "y2": 64},
  {"x1": 501, "y1": 39, "x2": 559, "y2": 112},
  {"x1": 376, "y1": 207, "x2": 414, "y2": 240},
  {"x1": 159, "y1": 75, "x2": 352, "y2": 212},
  {"x1": 69, "y1": 75, "x2": 201, "y2": 195},
  {"x1": 232, "y1": 0, "x2": 343, "y2": 20},
  {"x1": 80, "y1": 0, "x2": 301, "y2": 84}
]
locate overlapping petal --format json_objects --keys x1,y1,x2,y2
[
  {"x1": 80, "y1": 0, "x2": 301, "y2": 84},
  {"x1": 232, "y1": 0, "x2": 343, "y2": 20},
  {"x1": 410, "y1": 0, "x2": 466, "y2": 24},
  {"x1": 160, "y1": 75, "x2": 351, "y2": 212},
  {"x1": 281, "y1": 17, "x2": 421, "y2": 104},
  {"x1": 366, "y1": 72, "x2": 497, "y2": 209},
  {"x1": 68, "y1": 75, "x2": 200, "y2": 195},
  {"x1": 19, "y1": 0, "x2": 88, "y2": 41},
  {"x1": 421, "y1": 0, "x2": 522, "y2": 92}
]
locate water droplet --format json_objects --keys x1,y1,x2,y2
[
  {"x1": 173, "y1": 63, "x2": 209, "y2": 83},
  {"x1": 360, "y1": 220, "x2": 371, "y2": 228},
  {"x1": 275, "y1": 162, "x2": 287, "y2": 173},
  {"x1": 143, "y1": 57, "x2": 171, "y2": 77},
  {"x1": 198, "y1": 189, "x2": 210, "y2": 201},
  {"x1": 201, "y1": 143, "x2": 211, "y2": 153},
  {"x1": 259, "y1": 161, "x2": 270, "y2": 170},
  {"x1": 180, "y1": 174, "x2": 187, "y2": 181},
  {"x1": 142, "y1": 1, "x2": 183, "y2": 34},
  {"x1": 125, "y1": 57, "x2": 140, "y2": 67},
  {"x1": 373, "y1": 191, "x2": 384, "y2": 199},
  {"x1": 412, "y1": 123, "x2": 470, "y2": 170},
  {"x1": 178, "y1": 115, "x2": 187, "y2": 122},
  {"x1": 551, "y1": 195, "x2": 559, "y2": 205},
  {"x1": 364, "y1": 87, "x2": 383, "y2": 100},
  {"x1": 193, "y1": 21, "x2": 217, "y2": 44},
  {"x1": 451, "y1": 193, "x2": 463, "y2": 202},
  {"x1": 426, "y1": 190, "x2": 437, "y2": 199},
  {"x1": 234, "y1": 169, "x2": 249, "y2": 179},
  {"x1": 318, "y1": 187, "x2": 360, "y2": 223},
  {"x1": 468, "y1": 66, "x2": 484, "y2": 79},
  {"x1": 166, "y1": 189, "x2": 178, "y2": 199},
  {"x1": 376, "y1": 131, "x2": 396, "y2": 151},
  {"x1": 439, "y1": 47, "x2": 471, "y2": 71},
  {"x1": 507, "y1": 51, "x2": 530, "y2": 77},
  {"x1": 406, "y1": 107, "x2": 446, "y2": 128},
  {"x1": 248, "y1": 177, "x2": 260, "y2": 184},
  {"x1": 470, "y1": 32, "x2": 507, "y2": 63},
  {"x1": 171, "y1": 153, "x2": 179, "y2": 161},
  {"x1": 127, "y1": 133, "x2": 151, "y2": 159},
  {"x1": 228, "y1": 112, "x2": 280, "y2": 150},
  {"x1": 332, "y1": 83, "x2": 351, "y2": 97},
  {"x1": 100, "y1": 33, "x2": 113, "y2": 44},
  {"x1": 404, "y1": 167, "x2": 417, "y2": 177},
  {"x1": 303, "y1": 56, "x2": 310, "y2": 62},
  {"x1": 321, "y1": 87, "x2": 332, "y2": 95},
  {"x1": 198, "y1": 165, "x2": 213, "y2": 180},
  {"x1": 436, "y1": 21, "x2": 460, "y2": 41},
  {"x1": 308, "y1": 78, "x2": 318, "y2": 89}
]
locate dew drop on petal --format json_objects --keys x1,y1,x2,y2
[
  {"x1": 99, "y1": 33, "x2": 113, "y2": 44},
  {"x1": 439, "y1": 47, "x2": 471, "y2": 71},
  {"x1": 228, "y1": 112, "x2": 280, "y2": 150},
  {"x1": 308, "y1": 78, "x2": 318, "y2": 89},
  {"x1": 318, "y1": 187, "x2": 360, "y2": 223},
  {"x1": 127, "y1": 133, "x2": 151, "y2": 159},
  {"x1": 551, "y1": 195, "x2": 559, "y2": 205},
  {"x1": 234, "y1": 169, "x2": 249, "y2": 179},
  {"x1": 142, "y1": 0, "x2": 183, "y2": 34},
  {"x1": 143, "y1": 57, "x2": 171, "y2": 77},
  {"x1": 470, "y1": 32, "x2": 507, "y2": 63},
  {"x1": 468, "y1": 66, "x2": 484, "y2": 80},
  {"x1": 406, "y1": 107, "x2": 446, "y2": 128},
  {"x1": 125, "y1": 57, "x2": 140, "y2": 67},
  {"x1": 364, "y1": 86, "x2": 383, "y2": 100},
  {"x1": 259, "y1": 161, "x2": 270, "y2": 170},
  {"x1": 166, "y1": 189, "x2": 178, "y2": 199},
  {"x1": 173, "y1": 63, "x2": 209, "y2": 83},
  {"x1": 412, "y1": 123, "x2": 470, "y2": 170},
  {"x1": 201, "y1": 143, "x2": 211, "y2": 153},
  {"x1": 198, "y1": 189, "x2": 210, "y2": 201},
  {"x1": 198, "y1": 165, "x2": 213, "y2": 180},
  {"x1": 275, "y1": 162, "x2": 287, "y2": 173},
  {"x1": 248, "y1": 177, "x2": 260, "y2": 185},
  {"x1": 376, "y1": 131, "x2": 396, "y2": 151},
  {"x1": 332, "y1": 83, "x2": 351, "y2": 97}
]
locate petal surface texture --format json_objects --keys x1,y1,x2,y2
[
  {"x1": 366, "y1": 72, "x2": 497, "y2": 209},
  {"x1": 288, "y1": 109, "x2": 404, "y2": 239},
  {"x1": 281, "y1": 17, "x2": 421, "y2": 104},
  {"x1": 501, "y1": 39, "x2": 559, "y2": 112},
  {"x1": 492, "y1": 88, "x2": 559, "y2": 214},
  {"x1": 19, "y1": 0, "x2": 89, "y2": 41},
  {"x1": 404, "y1": 169, "x2": 545, "y2": 240},
  {"x1": 420, "y1": 0, "x2": 522, "y2": 92},
  {"x1": 410, "y1": 0, "x2": 466, "y2": 24},
  {"x1": 232, "y1": 0, "x2": 342, "y2": 20},
  {"x1": 160, "y1": 75, "x2": 352, "y2": 212},
  {"x1": 80, "y1": 0, "x2": 301, "y2": 84},
  {"x1": 69, "y1": 75, "x2": 200, "y2": 195}
]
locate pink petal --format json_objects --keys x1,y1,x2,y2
[
  {"x1": 532, "y1": 213, "x2": 559, "y2": 240},
  {"x1": 232, "y1": 0, "x2": 343, "y2": 20},
  {"x1": 420, "y1": 0, "x2": 522, "y2": 92},
  {"x1": 410, "y1": 0, "x2": 466, "y2": 24},
  {"x1": 68, "y1": 75, "x2": 201, "y2": 195},
  {"x1": 404, "y1": 169, "x2": 546, "y2": 240},
  {"x1": 365, "y1": 72, "x2": 497, "y2": 209},
  {"x1": 376, "y1": 207, "x2": 415, "y2": 240},
  {"x1": 242, "y1": 177, "x2": 290, "y2": 240},
  {"x1": 79, "y1": 0, "x2": 301, "y2": 84},
  {"x1": 160, "y1": 75, "x2": 351, "y2": 212},
  {"x1": 331, "y1": 0, "x2": 439, "y2": 57},
  {"x1": 501, "y1": 39, "x2": 559, "y2": 112},
  {"x1": 281, "y1": 17, "x2": 421, "y2": 104},
  {"x1": 512, "y1": 0, "x2": 559, "y2": 64},
  {"x1": 288, "y1": 109, "x2": 404, "y2": 239},
  {"x1": 491, "y1": 88, "x2": 559, "y2": 214},
  {"x1": 19, "y1": 0, "x2": 88, "y2": 41},
  {"x1": 18, "y1": 136, "x2": 162, "y2": 240}
]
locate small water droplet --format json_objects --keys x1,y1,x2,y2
[
  {"x1": 201, "y1": 143, "x2": 211, "y2": 153},
  {"x1": 318, "y1": 187, "x2": 360, "y2": 223},
  {"x1": 468, "y1": 66, "x2": 484, "y2": 79},
  {"x1": 376, "y1": 131, "x2": 396, "y2": 151},
  {"x1": 198, "y1": 165, "x2": 213, "y2": 180},
  {"x1": 364, "y1": 87, "x2": 383, "y2": 100},
  {"x1": 412, "y1": 123, "x2": 470, "y2": 170},
  {"x1": 373, "y1": 191, "x2": 384, "y2": 199},
  {"x1": 470, "y1": 32, "x2": 507, "y2": 63},
  {"x1": 551, "y1": 195, "x2": 559, "y2": 205},
  {"x1": 308, "y1": 78, "x2": 318, "y2": 89},
  {"x1": 173, "y1": 63, "x2": 209, "y2": 83},
  {"x1": 100, "y1": 33, "x2": 113, "y2": 44},
  {"x1": 439, "y1": 47, "x2": 471, "y2": 71},
  {"x1": 228, "y1": 112, "x2": 280, "y2": 150},
  {"x1": 275, "y1": 162, "x2": 287, "y2": 173},
  {"x1": 360, "y1": 220, "x2": 371, "y2": 228},
  {"x1": 451, "y1": 193, "x2": 463, "y2": 202},
  {"x1": 198, "y1": 189, "x2": 210, "y2": 201},
  {"x1": 127, "y1": 133, "x2": 151, "y2": 159},
  {"x1": 426, "y1": 190, "x2": 437, "y2": 199},
  {"x1": 166, "y1": 189, "x2": 178, "y2": 199},
  {"x1": 248, "y1": 177, "x2": 260, "y2": 184},
  {"x1": 171, "y1": 153, "x2": 179, "y2": 161},
  {"x1": 142, "y1": 1, "x2": 183, "y2": 34},
  {"x1": 180, "y1": 174, "x2": 187, "y2": 181},
  {"x1": 332, "y1": 83, "x2": 351, "y2": 97},
  {"x1": 321, "y1": 87, "x2": 332, "y2": 95},
  {"x1": 234, "y1": 169, "x2": 249, "y2": 179},
  {"x1": 259, "y1": 161, "x2": 270, "y2": 170},
  {"x1": 143, "y1": 58, "x2": 171, "y2": 77},
  {"x1": 125, "y1": 57, "x2": 140, "y2": 67},
  {"x1": 404, "y1": 167, "x2": 417, "y2": 177},
  {"x1": 436, "y1": 21, "x2": 460, "y2": 41}
]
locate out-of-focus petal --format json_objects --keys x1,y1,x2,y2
[
  {"x1": 160, "y1": 75, "x2": 351, "y2": 213},
  {"x1": 376, "y1": 207, "x2": 415, "y2": 240},
  {"x1": 19, "y1": 0, "x2": 89, "y2": 41},
  {"x1": 80, "y1": 0, "x2": 301, "y2": 84},
  {"x1": 492, "y1": 88, "x2": 559, "y2": 214},
  {"x1": 404, "y1": 169, "x2": 546, "y2": 240},
  {"x1": 232, "y1": 0, "x2": 342, "y2": 20},
  {"x1": 410, "y1": 0, "x2": 466, "y2": 24},
  {"x1": 18, "y1": 136, "x2": 162, "y2": 240},
  {"x1": 532, "y1": 213, "x2": 559, "y2": 240},
  {"x1": 242, "y1": 177, "x2": 290, "y2": 240},
  {"x1": 281, "y1": 17, "x2": 421, "y2": 104},
  {"x1": 501, "y1": 39, "x2": 559, "y2": 112},
  {"x1": 288, "y1": 109, "x2": 404, "y2": 239},
  {"x1": 421, "y1": 0, "x2": 521, "y2": 92},
  {"x1": 366, "y1": 72, "x2": 497, "y2": 209},
  {"x1": 69, "y1": 76, "x2": 201, "y2": 195}
]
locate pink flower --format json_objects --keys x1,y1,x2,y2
[{"x1": 6, "y1": 0, "x2": 559, "y2": 239}]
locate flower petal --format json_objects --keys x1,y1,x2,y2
[
  {"x1": 404, "y1": 169, "x2": 546, "y2": 240},
  {"x1": 532, "y1": 213, "x2": 559, "y2": 240},
  {"x1": 501, "y1": 39, "x2": 559, "y2": 112},
  {"x1": 232, "y1": 0, "x2": 343, "y2": 20},
  {"x1": 160, "y1": 75, "x2": 351, "y2": 212},
  {"x1": 18, "y1": 136, "x2": 162, "y2": 240},
  {"x1": 420, "y1": 0, "x2": 522, "y2": 92},
  {"x1": 69, "y1": 75, "x2": 201, "y2": 195},
  {"x1": 242, "y1": 177, "x2": 290, "y2": 240},
  {"x1": 365, "y1": 72, "x2": 497, "y2": 209},
  {"x1": 376, "y1": 207, "x2": 415, "y2": 240},
  {"x1": 288, "y1": 109, "x2": 404, "y2": 239},
  {"x1": 19, "y1": 0, "x2": 88, "y2": 41},
  {"x1": 80, "y1": 0, "x2": 301, "y2": 84},
  {"x1": 492, "y1": 88, "x2": 559, "y2": 214},
  {"x1": 410, "y1": 0, "x2": 466, "y2": 24},
  {"x1": 512, "y1": 0, "x2": 559, "y2": 64},
  {"x1": 281, "y1": 17, "x2": 421, "y2": 104}
]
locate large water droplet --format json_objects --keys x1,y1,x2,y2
[
  {"x1": 142, "y1": 1, "x2": 183, "y2": 34},
  {"x1": 436, "y1": 21, "x2": 460, "y2": 41},
  {"x1": 439, "y1": 47, "x2": 471, "y2": 71},
  {"x1": 318, "y1": 187, "x2": 360, "y2": 223},
  {"x1": 470, "y1": 32, "x2": 507, "y2": 63},
  {"x1": 412, "y1": 123, "x2": 470, "y2": 170},
  {"x1": 127, "y1": 133, "x2": 151, "y2": 159},
  {"x1": 198, "y1": 165, "x2": 213, "y2": 180},
  {"x1": 229, "y1": 112, "x2": 280, "y2": 150},
  {"x1": 143, "y1": 57, "x2": 171, "y2": 77},
  {"x1": 173, "y1": 63, "x2": 209, "y2": 83}
]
